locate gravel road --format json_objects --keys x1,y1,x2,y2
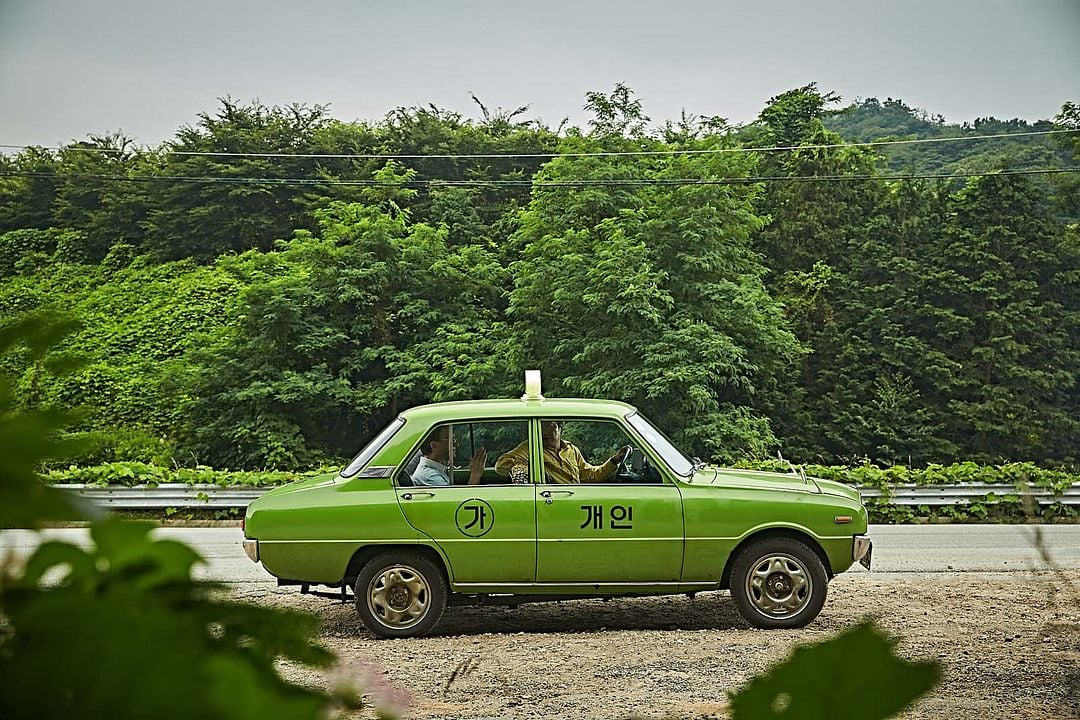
[
  {"x1": 5, "y1": 526, "x2": 1077, "y2": 717},
  {"x1": 244, "y1": 569, "x2": 1080, "y2": 720}
]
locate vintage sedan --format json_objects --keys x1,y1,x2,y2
[{"x1": 242, "y1": 375, "x2": 872, "y2": 638}]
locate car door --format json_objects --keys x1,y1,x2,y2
[
  {"x1": 533, "y1": 418, "x2": 684, "y2": 583},
  {"x1": 395, "y1": 419, "x2": 536, "y2": 584}
]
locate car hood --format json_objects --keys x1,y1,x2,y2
[{"x1": 690, "y1": 467, "x2": 863, "y2": 502}]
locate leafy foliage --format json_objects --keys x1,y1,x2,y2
[
  {"x1": 0, "y1": 310, "x2": 89, "y2": 527},
  {"x1": 0, "y1": 88, "x2": 1077, "y2": 470},
  {"x1": 179, "y1": 169, "x2": 511, "y2": 468},
  {"x1": 0, "y1": 313, "x2": 366, "y2": 720},
  {"x1": 825, "y1": 97, "x2": 1068, "y2": 177},
  {"x1": 508, "y1": 91, "x2": 801, "y2": 460},
  {"x1": 729, "y1": 621, "x2": 940, "y2": 720},
  {"x1": 0, "y1": 520, "x2": 344, "y2": 720}
]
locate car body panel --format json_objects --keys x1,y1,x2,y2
[
  {"x1": 244, "y1": 397, "x2": 870, "y2": 597},
  {"x1": 395, "y1": 484, "x2": 537, "y2": 583},
  {"x1": 536, "y1": 482, "x2": 685, "y2": 582}
]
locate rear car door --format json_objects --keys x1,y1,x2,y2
[{"x1": 395, "y1": 419, "x2": 536, "y2": 583}]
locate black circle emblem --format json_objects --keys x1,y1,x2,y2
[{"x1": 454, "y1": 498, "x2": 495, "y2": 537}]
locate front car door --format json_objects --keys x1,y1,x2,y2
[{"x1": 533, "y1": 417, "x2": 684, "y2": 583}]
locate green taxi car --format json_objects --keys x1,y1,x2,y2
[{"x1": 242, "y1": 377, "x2": 872, "y2": 638}]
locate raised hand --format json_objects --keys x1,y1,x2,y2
[{"x1": 467, "y1": 446, "x2": 488, "y2": 485}]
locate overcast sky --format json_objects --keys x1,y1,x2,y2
[{"x1": 1, "y1": 0, "x2": 1078, "y2": 148}]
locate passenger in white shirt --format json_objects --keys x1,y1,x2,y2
[{"x1": 411, "y1": 425, "x2": 486, "y2": 486}]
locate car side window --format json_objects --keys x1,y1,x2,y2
[
  {"x1": 535, "y1": 419, "x2": 662, "y2": 485},
  {"x1": 398, "y1": 420, "x2": 531, "y2": 487},
  {"x1": 452, "y1": 421, "x2": 531, "y2": 485}
]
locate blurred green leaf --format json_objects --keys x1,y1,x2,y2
[
  {"x1": 0, "y1": 516, "x2": 341, "y2": 720},
  {"x1": 729, "y1": 621, "x2": 940, "y2": 720}
]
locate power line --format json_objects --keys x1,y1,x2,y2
[
  {"x1": 1, "y1": 167, "x2": 1077, "y2": 188},
  {"x1": 0, "y1": 129, "x2": 1076, "y2": 161}
]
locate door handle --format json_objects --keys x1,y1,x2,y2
[
  {"x1": 539, "y1": 489, "x2": 575, "y2": 505},
  {"x1": 401, "y1": 492, "x2": 435, "y2": 500}
]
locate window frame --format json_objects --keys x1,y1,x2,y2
[
  {"x1": 340, "y1": 417, "x2": 406, "y2": 478},
  {"x1": 394, "y1": 417, "x2": 535, "y2": 488},
  {"x1": 531, "y1": 415, "x2": 672, "y2": 486}
]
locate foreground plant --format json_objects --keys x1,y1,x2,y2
[
  {"x1": 729, "y1": 621, "x2": 941, "y2": 719},
  {"x1": 0, "y1": 311, "x2": 377, "y2": 719}
]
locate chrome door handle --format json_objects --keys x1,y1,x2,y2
[
  {"x1": 401, "y1": 492, "x2": 435, "y2": 500},
  {"x1": 539, "y1": 489, "x2": 575, "y2": 505}
]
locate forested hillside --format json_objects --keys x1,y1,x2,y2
[
  {"x1": 825, "y1": 97, "x2": 1072, "y2": 176},
  {"x1": 1, "y1": 84, "x2": 1077, "y2": 470}
]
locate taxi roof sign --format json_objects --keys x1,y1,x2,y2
[{"x1": 522, "y1": 370, "x2": 543, "y2": 400}]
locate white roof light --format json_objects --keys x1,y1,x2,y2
[{"x1": 522, "y1": 370, "x2": 543, "y2": 400}]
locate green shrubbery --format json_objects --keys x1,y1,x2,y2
[
  {"x1": 44, "y1": 461, "x2": 335, "y2": 488},
  {"x1": 3, "y1": 89, "x2": 1078, "y2": 472}
]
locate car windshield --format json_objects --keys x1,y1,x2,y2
[
  {"x1": 341, "y1": 417, "x2": 405, "y2": 478},
  {"x1": 625, "y1": 412, "x2": 693, "y2": 476}
]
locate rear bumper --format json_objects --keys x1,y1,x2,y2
[
  {"x1": 853, "y1": 535, "x2": 872, "y2": 570},
  {"x1": 242, "y1": 538, "x2": 259, "y2": 563}
]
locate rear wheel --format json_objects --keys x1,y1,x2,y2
[
  {"x1": 729, "y1": 537, "x2": 828, "y2": 629},
  {"x1": 354, "y1": 551, "x2": 447, "y2": 638}
]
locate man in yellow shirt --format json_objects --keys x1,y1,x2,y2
[{"x1": 495, "y1": 420, "x2": 630, "y2": 484}]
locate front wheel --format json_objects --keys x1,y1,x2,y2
[
  {"x1": 729, "y1": 537, "x2": 828, "y2": 629},
  {"x1": 354, "y1": 551, "x2": 447, "y2": 638}
]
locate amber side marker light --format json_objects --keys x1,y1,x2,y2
[{"x1": 834, "y1": 515, "x2": 853, "y2": 524}]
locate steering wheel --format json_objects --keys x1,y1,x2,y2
[{"x1": 614, "y1": 446, "x2": 637, "y2": 482}]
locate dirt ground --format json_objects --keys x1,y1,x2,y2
[{"x1": 240, "y1": 570, "x2": 1080, "y2": 720}]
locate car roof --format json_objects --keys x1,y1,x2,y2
[{"x1": 398, "y1": 397, "x2": 637, "y2": 423}]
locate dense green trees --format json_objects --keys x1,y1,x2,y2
[
  {"x1": 180, "y1": 169, "x2": 511, "y2": 467},
  {"x1": 508, "y1": 88, "x2": 799, "y2": 460},
  {"x1": 0, "y1": 87, "x2": 1076, "y2": 469}
]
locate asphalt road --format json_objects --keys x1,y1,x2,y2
[{"x1": 2, "y1": 524, "x2": 1078, "y2": 583}]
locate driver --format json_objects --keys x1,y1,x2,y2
[{"x1": 495, "y1": 420, "x2": 630, "y2": 484}]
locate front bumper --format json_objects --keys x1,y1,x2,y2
[{"x1": 853, "y1": 535, "x2": 872, "y2": 570}]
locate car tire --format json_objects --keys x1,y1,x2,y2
[
  {"x1": 729, "y1": 537, "x2": 828, "y2": 629},
  {"x1": 354, "y1": 551, "x2": 447, "y2": 638}
]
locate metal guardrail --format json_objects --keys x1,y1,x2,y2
[
  {"x1": 53, "y1": 482, "x2": 1080, "y2": 510},
  {"x1": 56, "y1": 484, "x2": 266, "y2": 510},
  {"x1": 857, "y1": 483, "x2": 1080, "y2": 506}
]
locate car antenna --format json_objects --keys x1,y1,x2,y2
[{"x1": 778, "y1": 449, "x2": 808, "y2": 485}]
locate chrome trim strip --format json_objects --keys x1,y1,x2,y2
[
  {"x1": 453, "y1": 581, "x2": 716, "y2": 589},
  {"x1": 259, "y1": 534, "x2": 854, "y2": 545},
  {"x1": 536, "y1": 537, "x2": 683, "y2": 543},
  {"x1": 258, "y1": 538, "x2": 419, "y2": 545},
  {"x1": 358, "y1": 465, "x2": 394, "y2": 478}
]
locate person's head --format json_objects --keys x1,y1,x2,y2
[
  {"x1": 422, "y1": 425, "x2": 452, "y2": 463},
  {"x1": 541, "y1": 420, "x2": 563, "y2": 450}
]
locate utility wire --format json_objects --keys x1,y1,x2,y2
[
  {"x1": 0, "y1": 129, "x2": 1076, "y2": 160},
  {"x1": 2, "y1": 167, "x2": 1077, "y2": 188}
]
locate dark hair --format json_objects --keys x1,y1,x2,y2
[{"x1": 422, "y1": 425, "x2": 450, "y2": 456}]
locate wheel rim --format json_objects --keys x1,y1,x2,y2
[
  {"x1": 367, "y1": 564, "x2": 430, "y2": 630},
  {"x1": 745, "y1": 553, "x2": 813, "y2": 619}
]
